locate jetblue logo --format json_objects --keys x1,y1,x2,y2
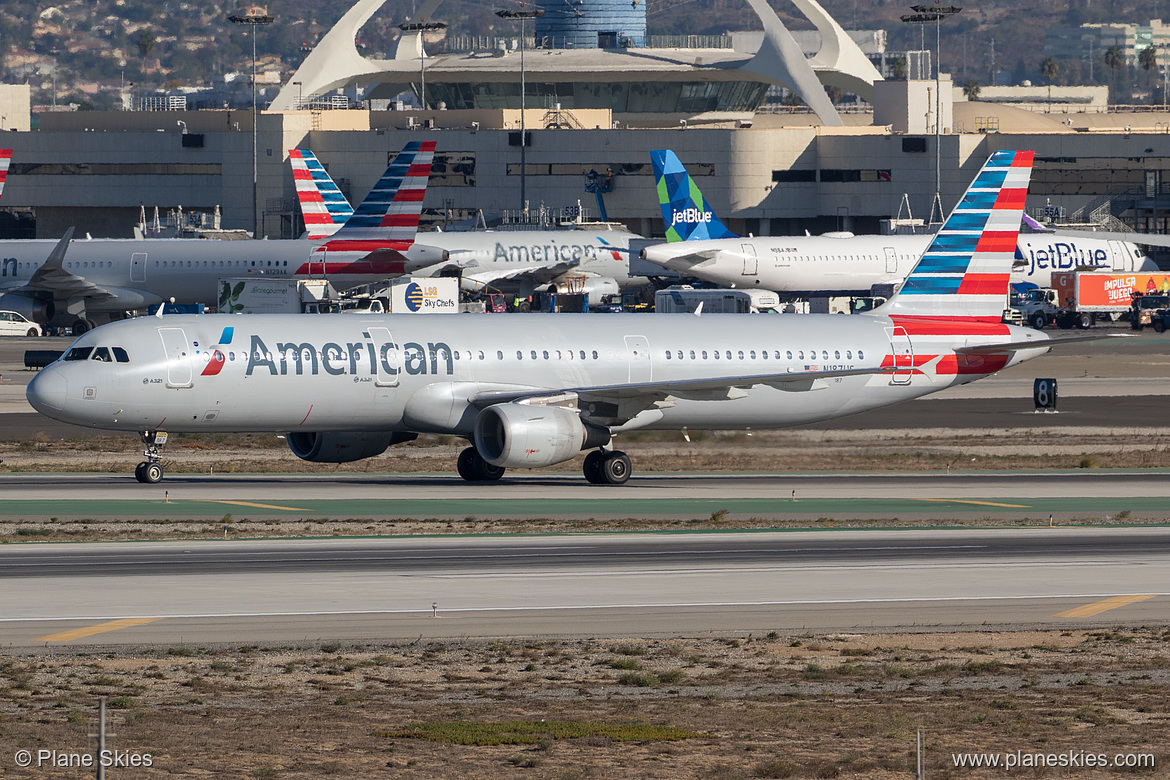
[{"x1": 671, "y1": 208, "x2": 712, "y2": 226}]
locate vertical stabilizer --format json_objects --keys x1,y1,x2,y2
[
  {"x1": 0, "y1": 149, "x2": 11, "y2": 203},
  {"x1": 880, "y1": 150, "x2": 1035, "y2": 322},
  {"x1": 319, "y1": 141, "x2": 437, "y2": 253},
  {"x1": 650, "y1": 149, "x2": 737, "y2": 242},
  {"x1": 289, "y1": 150, "x2": 354, "y2": 240}
]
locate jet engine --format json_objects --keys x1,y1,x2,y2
[
  {"x1": 287, "y1": 431, "x2": 417, "y2": 463},
  {"x1": 473, "y1": 403, "x2": 608, "y2": 468},
  {"x1": 0, "y1": 294, "x2": 54, "y2": 325},
  {"x1": 566, "y1": 276, "x2": 620, "y2": 300}
]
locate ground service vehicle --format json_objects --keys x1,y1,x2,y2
[
  {"x1": 1009, "y1": 287, "x2": 1059, "y2": 329},
  {"x1": 655, "y1": 286, "x2": 780, "y2": 314},
  {"x1": 0, "y1": 310, "x2": 41, "y2": 337},
  {"x1": 1050, "y1": 272, "x2": 1170, "y2": 329},
  {"x1": 1130, "y1": 294, "x2": 1170, "y2": 331}
]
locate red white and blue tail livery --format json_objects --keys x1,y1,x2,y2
[
  {"x1": 289, "y1": 149, "x2": 354, "y2": 240},
  {"x1": 883, "y1": 150, "x2": 1034, "y2": 322},
  {"x1": 0, "y1": 149, "x2": 11, "y2": 202}
]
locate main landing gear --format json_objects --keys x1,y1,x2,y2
[
  {"x1": 135, "y1": 431, "x2": 169, "y2": 484},
  {"x1": 457, "y1": 447, "x2": 505, "y2": 482},
  {"x1": 583, "y1": 449, "x2": 631, "y2": 485}
]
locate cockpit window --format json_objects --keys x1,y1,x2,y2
[
  {"x1": 112, "y1": 347, "x2": 130, "y2": 363},
  {"x1": 91, "y1": 347, "x2": 113, "y2": 362},
  {"x1": 64, "y1": 347, "x2": 93, "y2": 361}
]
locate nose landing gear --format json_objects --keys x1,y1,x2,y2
[{"x1": 135, "y1": 431, "x2": 169, "y2": 483}]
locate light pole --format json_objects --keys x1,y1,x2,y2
[
  {"x1": 229, "y1": 7, "x2": 274, "y2": 238},
  {"x1": 50, "y1": 46, "x2": 59, "y2": 111},
  {"x1": 496, "y1": 5, "x2": 544, "y2": 215},
  {"x1": 901, "y1": 5, "x2": 961, "y2": 223}
]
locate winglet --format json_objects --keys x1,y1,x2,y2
[
  {"x1": 43, "y1": 227, "x2": 76, "y2": 270},
  {"x1": 650, "y1": 150, "x2": 737, "y2": 243}
]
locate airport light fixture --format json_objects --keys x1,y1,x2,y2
[
  {"x1": 496, "y1": 5, "x2": 545, "y2": 214},
  {"x1": 901, "y1": 4, "x2": 962, "y2": 223},
  {"x1": 229, "y1": 7, "x2": 275, "y2": 238},
  {"x1": 399, "y1": 21, "x2": 448, "y2": 112}
]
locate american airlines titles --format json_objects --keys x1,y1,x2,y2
[
  {"x1": 492, "y1": 241, "x2": 602, "y2": 264},
  {"x1": 244, "y1": 334, "x2": 453, "y2": 378}
]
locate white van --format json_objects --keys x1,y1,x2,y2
[{"x1": 0, "y1": 311, "x2": 41, "y2": 337}]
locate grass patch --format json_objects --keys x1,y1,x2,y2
[{"x1": 380, "y1": 720, "x2": 700, "y2": 746}]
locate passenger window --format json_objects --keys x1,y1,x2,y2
[
  {"x1": 112, "y1": 347, "x2": 130, "y2": 363},
  {"x1": 689, "y1": 350, "x2": 696, "y2": 360},
  {"x1": 665, "y1": 351, "x2": 672, "y2": 360},
  {"x1": 714, "y1": 350, "x2": 720, "y2": 359},
  {"x1": 531, "y1": 351, "x2": 538, "y2": 360},
  {"x1": 846, "y1": 350, "x2": 852, "y2": 359},
  {"x1": 822, "y1": 350, "x2": 829, "y2": 361},
  {"x1": 556, "y1": 350, "x2": 562, "y2": 359},
  {"x1": 478, "y1": 351, "x2": 485, "y2": 360},
  {"x1": 702, "y1": 350, "x2": 708, "y2": 359},
  {"x1": 65, "y1": 347, "x2": 93, "y2": 361},
  {"x1": 592, "y1": 351, "x2": 598, "y2": 360},
  {"x1": 738, "y1": 351, "x2": 744, "y2": 360},
  {"x1": 774, "y1": 351, "x2": 781, "y2": 359},
  {"x1": 834, "y1": 350, "x2": 840, "y2": 360},
  {"x1": 798, "y1": 351, "x2": 804, "y2": 360},
  {"x1": 498, "y1": 351, "x2": 504, "y2": 360},
  {"x1": 542, "y1": 350, "x2": 549, "y2": 360},
  {"x1": 91, "y1": 347, "x2": 112, "y2": 362},
  {"x1": 677, "y1": 350, "x2": 683, "y2": 360},
  {"x1": 858, "y1": 350, "x2": 865, "y2": 360},
  {"x1": 517, "y1": 351, "x2": 523, "y2": 360},
  {"x1": 750, "y1": 351, "x2": 756, "y2": 359},
  {"x1": 229, "y1": 352, "x2": 236, "y2": 361}
]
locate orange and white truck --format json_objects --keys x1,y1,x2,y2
[{"x1": 1050, "y1": 271, "x2": 1170, "y2": 328}]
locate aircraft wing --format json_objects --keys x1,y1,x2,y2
[
  {"x1": 468, "y1": 364, "x2": 895, "y2": 426},
  {"x1": 1044, "y1": 228, "x2": 1170, "y2": 249},
  {"x1": 955, "y1": 333, "x2": 1130, "y2": 354},
  {"x1": 648, "y1": 248, "x2": 720, "y2": 267},
  {"x1": 460, "y1": 259, "x2": 580, "y2": 289},
  {"x1": 16, "y1": 229, "x2": 118, "y2": 301}
]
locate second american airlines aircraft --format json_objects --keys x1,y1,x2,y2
[
  {"x1": 31, "y1": 151, "x2": 1070, "y2": 485},
  {"x1": 0, "y1": 144, "x2": 445, "y2": 332},
  {"x1": 643, "y1": 150, "x2": 1155, "y2": 296}
]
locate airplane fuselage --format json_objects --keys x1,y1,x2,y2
[
  {"x1": 643, "y1": 233, "x2": 1155, "y2": 295},
  {"x1": 28, "y1": 312, "x2": 1047, "y2": 436}
]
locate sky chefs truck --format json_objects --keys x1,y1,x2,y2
[{"x1": 1050, "y1": 272, "x2": 1170, "y2": 329}]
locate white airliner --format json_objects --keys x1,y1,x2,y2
[
  {"x1": 643, "y1": 149, "x2": 1156, "y2": 296},
  {"x1": 31, "y1": 150, "x2": 1088, "y2": 486},
  {"x1": 291, "y1": 149, "x2": 647, "y2": 300},
  {"x1": 0, "y1": 144, "x2": 445, "y2": 332}
]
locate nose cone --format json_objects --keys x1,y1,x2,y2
[{"x1": 27, "y1": 368, "x2": 67, "y2": 416}]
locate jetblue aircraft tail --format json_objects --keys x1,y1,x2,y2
[
  {"x1": 650, "y1": 149, "x2": 737, "y2": 242},
  {"x1": 289, "y1": 149, "x2": 355, "y2": 240},
  {"x1": 0, "y1": 149, "x2": 10, "y2": 202},
  {"x1": 316, "y1": 141, "x2": 436, "y2": 256},
  {"x1": 879, "y1": 150, "x2": 1035, "y2": 322}
]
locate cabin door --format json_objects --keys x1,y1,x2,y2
[{"x1": 159, "y1": 327, "x2": 193, "y2": 388}]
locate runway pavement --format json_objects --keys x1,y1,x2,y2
[{"x1": 3, "y1": 528, "x2": 1168, "y2": 647}]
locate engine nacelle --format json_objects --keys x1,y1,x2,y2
[
  {"x1": 287, "y1": 431, "x2": 417, "y2": 463},
  {"x1": 474, "y1": 403, "x2": 608, "y2": 468},
  {"x1": 0, "y1": 293, "x2": 54, "y2": 324},
  {"x1": 562, "y1": 276, "x2": 620, "y2": 300}
]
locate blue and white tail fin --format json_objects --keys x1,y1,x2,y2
[
  {"x1": 880, "y1": 150, "x2": 1035, "y2": 323},
  {"x1": 650, "y1": 149, "x2": 737, "y2": 242},
  {"x1": 317, "y1": 141, "x2": 436, "y2": 254},
  {"x1": 289, "y1": 149, "x2": 354, "y2": 240}
]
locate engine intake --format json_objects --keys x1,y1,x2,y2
[
  {"x1": 474, "y1": 403, "x2": 608, "y2": 469},
  {"x1": 287, "y1": 431, "x2": 417, "y2": 463},
  {"x1": 0, "y1": 294, "x2": 54, "y2": 324}
]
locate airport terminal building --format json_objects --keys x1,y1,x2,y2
[{"x1": 0, "y1": 0, "x2": 1167, "y2": 246}]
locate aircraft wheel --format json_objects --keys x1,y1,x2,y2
[
  {"x1": 1029, "y1": 312, "x2": 1046, "y2": 330},
  {"x1": 134, "y1": 462, "x2": 147, "y2": 483},
  {"x1": 599, "y1": 451, "x2": 631, "y2": 485},
  {"x1": 517, "y1": 301, "x2": 531, "y2": 313},
  {"x1": 71, "y1": 319, "x2": 94, "y2": 335},
  {"x1": 457, "y1": 447, "x2": 505, "y2": 482},
  {"x1": 143, "y1": 462, "x2": 164, "y2": 484},
  {"x1": 583, "y1": 450, "x2": 606, "y2": 484}
]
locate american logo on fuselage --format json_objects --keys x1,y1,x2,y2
[{"x1": 243, "y1": 334, "x2": 454, "y2": 377}]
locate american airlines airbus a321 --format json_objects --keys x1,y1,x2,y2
[{"x1": 31, "y1": 151, "x2": 1069, "y2": 485}]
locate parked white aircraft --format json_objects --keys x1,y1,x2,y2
[
  {"x1": 643, "y1": 149, "x2": 1156, "y2": 297},
  {"x1": 31, "y1": 150, "x2": 1097, "y2": 486},
  {"x1": 290, "y1": 149, "x2": 647, "y2": 300},
  {"x1": 0, "y1": 143, "x2": 445, "y2": 332}
]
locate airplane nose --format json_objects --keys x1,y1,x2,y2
[{"x1": 27, "y1": 369, "x2": 67, "y2": 415}]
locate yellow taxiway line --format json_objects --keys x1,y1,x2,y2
[
  {"x1": 909, "y1": 498, "x2": 1030, "y2": 508},
  {"x1": 35, "y1": 617, "x2": 164, "y2": 642},
  {"x1": 192, "y1": 499, "x2": 307, "y2": 511},
  {"x1": 1053, "y1": 594, "x2": 1157, "y2": 618}
]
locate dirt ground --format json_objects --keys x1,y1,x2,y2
[{"x1": 2, "y1": 629, "x2": 1168, "y2": 779}]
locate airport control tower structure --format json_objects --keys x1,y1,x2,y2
[{"x1": 534, "y1": 0, "x2": 647, "y2": 48}]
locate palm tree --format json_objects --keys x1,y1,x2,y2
[
  {"x1": 889, "y1": 56, "x2": 908, "y2": 81},
  {"x1": 962, "y1": 80, "x2": 981, "y2": 100},
  {"x1": 1104, "y1": 45, "x2": 1125, "y2": 103},
  {"x1": 1041, "y1": 57, "x2": 1059, "y2": 104},
  {"x1": 1139, "y1": 46, "x2": 1158, "y2": 103}
]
